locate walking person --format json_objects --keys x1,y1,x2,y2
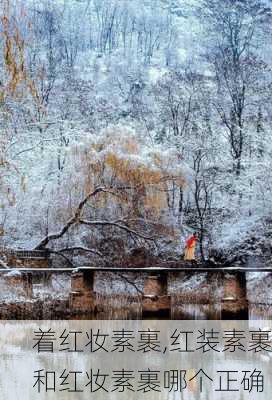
[{"x1": 184, "y1": 232, "x2": 197, "y2": 262}]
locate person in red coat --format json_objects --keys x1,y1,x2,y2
[{"x1": 184, "y1": 232, "x2": 197, "y2": 261}]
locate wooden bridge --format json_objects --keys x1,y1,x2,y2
[
  {"x1": 1, "y1": 249, "x2": 271, "y2": 319},
  {"x1": 1, "y1": 248, "x2": 271, "y2": 272},
  {"x1": 0, "y1": 266, "x2": 272, "y2": 272}
]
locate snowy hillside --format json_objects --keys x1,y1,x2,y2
[{"x1": 1, "y1": 0, "x2": 272, "y2": 264}]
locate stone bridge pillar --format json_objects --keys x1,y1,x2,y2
[
  {"x1": 221, "y1": 272, "x2": 248, "y2": 319},
  {"x1": 23, "y1": 273, "x2": 33, "y2": 298},
  {"x1": 142, "y1": 273, "x2": 170, "y2": 317},
  {"x1": 69, "y1": 271, "x2": 95, "y2": 314}
]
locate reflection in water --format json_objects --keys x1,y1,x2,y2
[
  {"x1": 72, "y1": 301, "x2": 272, "y2": 320},
  {"x1": 171, "y1": 301, "x2": 272, "y2": 321},
  {"x1": 0, "y1": 296, "x2": 271, "y2": 320},
  {"x1": 171, "y1": 302, "x2": 222, "y2": 320},
  {"x1": 249, "y1": 304, "x2": 272, "y2": 320}
]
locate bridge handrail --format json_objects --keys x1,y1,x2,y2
[{"x1": 0, "y1": 248, "x2": 49, "y2": 259}]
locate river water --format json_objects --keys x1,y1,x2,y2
[{"x1": 0, "y1": 320, "x2": 271, "y2": 400}]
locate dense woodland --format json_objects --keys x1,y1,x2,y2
[{"x1": 1, "y1": 0, "x2": 272, "y2": 265}]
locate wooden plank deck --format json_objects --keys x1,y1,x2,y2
[{"x1": 0, "y1": 266, "x2": 272, "y2": 273}]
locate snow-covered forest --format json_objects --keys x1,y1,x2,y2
[{"x1": 1, "y1": 0, "x2": 272, "y2": 264}]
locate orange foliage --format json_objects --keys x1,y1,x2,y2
[
  {"x1": 0, "y1": 0, "x2": 38, "y2": 103},
  {"x1": 71, "y1": 128, "x2": 185, "y2": 223}
]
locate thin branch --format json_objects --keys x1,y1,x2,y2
[
  {"x1": 46, "y1": 250, "x2": 75, "y2": 267},
  {"x1": 34, "y1": 185, "x2": 151, "y2": 250},
  {"x1": 115, "y1": 272, "x2": 144, "y2": 296},
  {"x1": 79, "y1": 219, "x2": 156, "y2": 242},
  {"x1": 34, "y1": 186, "x2": 107, "y2": 249},
  {"x1": 57, "y1": 246, "x2": 104, "y2": 258}
]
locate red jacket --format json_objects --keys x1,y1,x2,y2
[{"x1": 186, "y1": 235, "x2": 197, "y2": 248}]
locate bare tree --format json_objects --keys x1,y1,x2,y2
[{"x1": 199, "y1": 0, "x2": 271, "y2": 175}]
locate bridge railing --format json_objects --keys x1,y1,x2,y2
[{"x1": 0, "y1": 248, "x2": 49, "y2": 260}]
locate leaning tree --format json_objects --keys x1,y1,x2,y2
[{"x1": 34, "y1": 126, "x2": 186, "y2": 265}]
